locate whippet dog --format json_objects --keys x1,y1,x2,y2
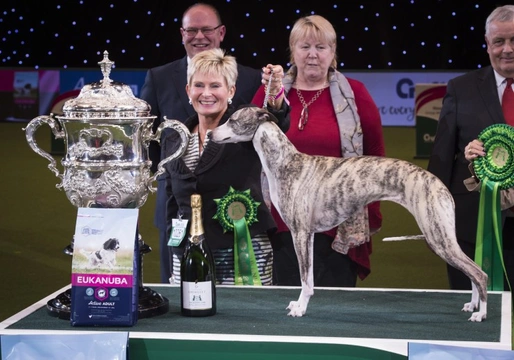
[{"x1": 209, "y1": 106, "x2": 488, "y2": 322}]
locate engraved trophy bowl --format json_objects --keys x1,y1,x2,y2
[{"x1": 24, "y1": 51, "x2": 191, "y2": 319}]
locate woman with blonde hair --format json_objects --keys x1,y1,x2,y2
[{"x1": 163, "y1": 48, "x2": 289, "y2": 285}]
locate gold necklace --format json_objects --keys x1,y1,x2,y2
[{"x1": 296, "y1": 86, "x2": 327, "y2": 130}]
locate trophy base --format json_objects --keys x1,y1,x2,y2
[
  {"x1": 46, "y1": 286, "x2": 169, "y2": 320},
  {"x1": 137, "y1": 286, "x2": 169, "y2": 319},
  {"x1": 46, "y1": 289, "x2": 72, "y2": 319}
]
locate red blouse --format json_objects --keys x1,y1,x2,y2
[{"x1": 251, "y1": 77, "x2": 385, "y2": 279}]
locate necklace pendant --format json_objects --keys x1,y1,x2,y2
[{"x1": 298, "y1": 107, "x2": 308, "y2": 130}]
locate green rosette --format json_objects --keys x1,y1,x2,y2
[
  {"x1": 473, "y1": 124, "x2": 514, "y2": 290},
  {"x1": 474, "y1": 123, "x2": 514, "y2": 190},
  {"x1": 213, "y1": 187, "x2": 262, "y2": 286}
]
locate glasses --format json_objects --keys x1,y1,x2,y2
[{"x1": 181, "y1": 24, "x2": 223, "y2": 37}]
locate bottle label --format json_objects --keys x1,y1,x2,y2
[{"x1": 182, "y1": 281, "x2": 213, "y2": 309}]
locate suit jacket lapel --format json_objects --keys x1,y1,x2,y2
[
  {"x1": 172, "y1": 57, "x2": 196, "y2": 118},
  {"x1": 195, "y1": 141, "x2": 224, "y2": 174},
  {"x1": 477, "y1": 66, "x2": 503, "y2": 124}
]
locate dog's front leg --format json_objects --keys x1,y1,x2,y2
[
  {"x1": 464, "y1": 281, "x2": 487, "y2": 322},
  {"x1": 286, "y1": 231, "x2": 315, "y2": 317}
]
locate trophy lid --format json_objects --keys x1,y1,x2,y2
[{"x1": 61, "y1": 51, "x2": 152, "y2": 119}]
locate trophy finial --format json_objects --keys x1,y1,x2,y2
[{"x1": 98, "y1": 50, "x2": 114, "y2": 87}]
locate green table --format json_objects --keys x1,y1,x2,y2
[{"x1": 0, "y1": 285, "x2": 511, "y2": 359}]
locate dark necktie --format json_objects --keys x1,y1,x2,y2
[
  {"x1": 502, "y1": 79, "x2": 514, "y2": 213},
  {"x1": 502, "y1": 78, "x2": 514, "y2": 126}
]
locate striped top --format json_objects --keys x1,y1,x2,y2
[{"x1": 171, "y1": 132, "x2": 273, "y2": 285}]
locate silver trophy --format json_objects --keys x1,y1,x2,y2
[{"x1": 24, "y1": 51, "x2": 191, "y2": 319}]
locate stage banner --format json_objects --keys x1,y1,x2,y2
[
  {"x1": 0, "y1": 70, "x2": 15, "y2": 122},
  {"x1": 39, "y1": 70, "x2": 60, "y2": 116},
  {"x1": 414, "y1": 83, "x2": 447, "y2": 158},
  {"x1": 347, "y1": 71, "x2": 460, "y2": 127},
  {"x1": 0, "y1": 70, "x2": 39, "y2": 122},
  {"x1": 0, "y1": 70, "x2": 59, "y2": 123}
]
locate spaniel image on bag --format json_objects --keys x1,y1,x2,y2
[{"x1": 78, "y1": 238, "x2": 120, "y2": 270}]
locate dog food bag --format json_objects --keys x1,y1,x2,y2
[{"x1": 70, "y1": 207, "x2": 139, "y2": 326}]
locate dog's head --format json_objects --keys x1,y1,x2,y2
[
  {"x1": 209, "y1": 105, "x2": 278, "y2": 144},
  {"x1": 103, "y1": 238, "x2": 120, "y2": 251}
]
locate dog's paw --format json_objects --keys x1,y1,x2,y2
[
  {"x1": 468, "y1": 311, "x2": 487, "y2": 322},
  {"x1": 286, "y1": 301, "x2": 305, "y2": 317},
  {"x1": 461, "y1": 301, "x2": 478, "y2": 312}
]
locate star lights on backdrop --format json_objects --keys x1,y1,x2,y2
[{"x1": 0, "y1": 0, "x2": 508, "y2": 71}]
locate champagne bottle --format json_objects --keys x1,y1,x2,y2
[{"x1": 180, "y1": 194, "x2": 217, "y2": 316}]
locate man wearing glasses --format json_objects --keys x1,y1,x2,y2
[{"x1": 140, "y1": 3, "x2": 262, "y2": 283}]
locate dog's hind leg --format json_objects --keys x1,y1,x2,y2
[
  {"x1": 449, "y1": 252, "x2": 488, "y2": 321},
  {"x1": 424, "y1": 234, "x2": 487, "y2": 321},
  {"x1": 286, "y1": 230, "x2": 315, "y2": 317},
  {"x1": 446, "y1": 252, "x2": 487, "y2": 321},
  {"x1": 419, "y1": 210, "x2": 488, "y2": 321},
  {"x1": 405, "y1": 183, "x2": 488, "y2": 322}
]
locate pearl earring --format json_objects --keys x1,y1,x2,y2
[
  {"x1": 188, "y1": 98, "x2": 192, "y2": 105},
  {"x1": 228, "y1": 98, "x2": 232, "y2": 105}
]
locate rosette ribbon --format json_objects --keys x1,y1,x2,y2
[
  {"x1": 213, "y1": 187, "x2": 262, "y2": 285},
  {"x1": 473, "y1": 124, "x2": 514, "y2": 290}
]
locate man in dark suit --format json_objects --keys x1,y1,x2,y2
[
  {"x1": 428, "y1": 5, "x2": 514, "y2": 290},
  {"x1": 140, "y1": 3, "x2": 262, "y2": 283}
]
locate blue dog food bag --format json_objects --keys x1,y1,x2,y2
[{"x1": 70, "y1": 208, "x2": 139, "y2": 326}]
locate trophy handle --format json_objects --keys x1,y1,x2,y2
[
  {"x1": 146, "y1": 116, "x2": 191, "y2": 192},
  {"x1": 23, "y1": 115, "x2": 65, "y2": 186}
]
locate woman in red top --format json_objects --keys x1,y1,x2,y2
[{"x1": 252, "y1": 14, "x2": 385, "y2": 286}]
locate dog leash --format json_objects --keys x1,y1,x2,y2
[{"x1": 262, "y1": 68, "x2": 273, "y2": 108}]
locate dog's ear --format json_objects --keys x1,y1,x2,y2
[
  {"x1": 235, "y1": 104, "x2": 278, "y2": 124},
  {"x1": 104, "y1": 238, "x2": 119, "y2": 250},
  {"x1": 254, "y1": 107, "x2": 278, "y2": 124},
  {"x1": 262, "y1": 110, "x2": 279, "y2": 124}
]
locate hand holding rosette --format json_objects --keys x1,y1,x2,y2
[{"x1": 470, "y1": 124, "x2": 514, "y2": 290}]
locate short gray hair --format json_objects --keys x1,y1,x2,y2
[
  {"x1": 486, "y1": 5, "x2": 514, "y2": 37},
  {"x1": 187, "y1": 48, "x2": 238, "y2": 89}
]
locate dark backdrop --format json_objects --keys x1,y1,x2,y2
[{"x1": 0, "y1": 0, "x2": 511, "y2": 71}]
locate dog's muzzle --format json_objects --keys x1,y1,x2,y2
[{"x1": 208, "y1": 132, "x2": 231, "y2": 142}]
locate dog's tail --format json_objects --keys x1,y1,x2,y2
[{"x1": 382, "y1": 235, "x2": 425, "y2": 241}]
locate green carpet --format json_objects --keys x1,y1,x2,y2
[
  {"x1": 1, "y1": 122, "x2": 446, "y2": 323},
  {"x1": 6, "y1": 286, "x2": 505, "y2": 342}
]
